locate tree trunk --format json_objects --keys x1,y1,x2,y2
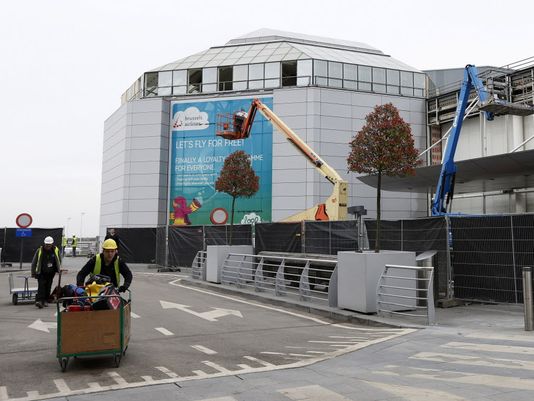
[
  {"x1": 376, "y1": 171, "x2": 381, "y2": 253},
  {"x1": 229, "y1": 196, "x2": 236, "y2": 245}
]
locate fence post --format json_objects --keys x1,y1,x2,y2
[
  {"x1": 523, "y1": 266, "x2": 533, "y2": 331},
  {"x1": 445, "y1": 215, "x2": 454, "y2": 300}
]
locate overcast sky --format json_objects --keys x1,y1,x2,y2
[{"x1": 1, "y1": 0, "x2": 531, "y2": 236}]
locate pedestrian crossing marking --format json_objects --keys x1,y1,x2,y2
[
  {"x1": 53, "y1": 379, "x2": 70, "y2": 393},
  {"x1": 192, "y1": 345, "x2": 217, "y2": 355},
  {"x1": 155, "y1": 366, "x2": 179, "y2": 378},
  {"x1": 202, "y1": 361, "x2": 232, "y2": 374},
  {"x1": 411, "y1": 351, "x2": 534, "y2": 370},
  {"x1": 376, "y1": 364, "x2": 534, "y2": 391},
  {"x1": 0, "y1": 387, "x2": 7, "y2": 401},
  {"x1": 155, "y1": 327, "x2": 173, "y2": 336},
  {"x1": 364, "y1": 380, "x2": 467, "y2": 401},
  {"x1": 444, "y1": 341, "x2": 534, "y2": 355},
  {"x1": 108, "y1": 371, "x2": 128, "y2": 385},
  {"x1": 278, "y1": 384, "x2": 352, "y2": 401}
]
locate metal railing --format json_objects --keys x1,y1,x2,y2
[
  {"x1": 191, "y1": 250, "x2": 207, "y2": 280},
  {"x1": 377, "y1": 264, "x2": 435, "y2": 325},
  {"x1": 220, "y1": 253, "x2": 338, "y2": 307}
]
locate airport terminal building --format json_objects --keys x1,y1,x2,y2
[{"x1": 100, "y1": 29, "x2": 534, "y2": 237}]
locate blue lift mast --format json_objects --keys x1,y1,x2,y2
[{"x1": 431, "y1": 65, "x2": 494, "y2": 215}]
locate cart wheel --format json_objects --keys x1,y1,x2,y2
[
  {"x1": 114, "y1": 353, "x2": 122, "y2": 367},
  {"x1": 12, "y1": 294, "x2": 18, "y2": 305},
  {"x1": 59, "y1": 357, "x2": 69, "y2": 372}
]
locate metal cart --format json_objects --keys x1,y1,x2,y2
[
  {"x1": 56, "y1": 291, "x2": 131, "y2": 372},
  {"x1": 8, "y1": 273, "x2": 38, "y2": 305}
]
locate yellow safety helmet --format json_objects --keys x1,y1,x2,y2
[{"x1": 102, "y1": 239, "x2": 118, "y2": 250}]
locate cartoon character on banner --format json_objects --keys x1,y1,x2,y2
[{"x1": 171, "y1": 196, "x2": 202, "y2": 225}]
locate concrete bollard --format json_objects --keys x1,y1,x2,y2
[{"x1": 523, "y1": 267, "x2": 533, "y2": 331}]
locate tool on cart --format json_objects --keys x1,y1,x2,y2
[{"x1": 49, "y1": 268, "x2": 68, "y2": 303}]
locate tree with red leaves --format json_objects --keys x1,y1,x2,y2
[
  {"x1": 215, "y1": 150, "x2": 259, "y2": 245},
  {"x1": 347, "y1": 103, "x2": 420, "y2": 252}
]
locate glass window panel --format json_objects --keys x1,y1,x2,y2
[
  {"x1": 265, "y1": 62, "x2": 280, "y2": 79},
  {"x1": 203, "y1": 67, "x2": 217, "y2": 83},
  {"x1": 343, "y1": 64, "x2": 357, "y2": 81},
  {"x1": 373, "y1": 68, "x2": 386, "y2": 84},
  {"x1": 202, "y1": 83, "x2": 216, "y2": 92},
  {"x1": 188, "y1": 69, "x2": 202, "y2": 93},
  {"x1": 401, "y1": 71, "x2": 413, "y2": 87},
  {"x1": 358, "y1": 65, "x2": 371, "y2": 82},
  {"x1": 343, "y1": 80, "x2": 357, "y2": 90},
  {"x1": 158, "y1": 71, "x2": 172, "y2": 87},
  {"x1": 282, "y1": 61, "x2": 297, "y2": 87},
  {"x1": 218, "y1": 66, "x2": 233, "y2": 91},
  {"x1": 265, "y1": 79, "x2": 279, "y2": 88},
  {"x1": 401, "y1": 86, "x2": 413, "y2": 96},
  {"x1": 387, "y1": 69, "x2": 399, "y2": 85},
  {"x1": 387, "y1": 85, "x2": 399, "y2": 94},
  {"x1": 145, "y1": 72, "x2": 158, "y2": 97},
  {"x1": 414, "y1": 73, "x2": 425, "y2": 88},
  {"x1": 233, "y1": 65, "x2": 248, "y2": 90},
  {"x1": 373, "y1": 83, "x2": 386, "y2": 93},
  {"x1": 314, "y1": 60, "x2": 327, "y2": 85},
  {"x1": 414, "y1": 88, "x2": 424, "y2": 97},
  {"x1": 297, "y1": 59, "x2": 312, "y2": 86},
  {"x1": 359, "y1": 82, "x2": 372, "y2": 91},
  {"x1": 328, "y1": 62, "x2": 342, "y2": 79},
  {"x1": 249, "y1": 63, "x2": 264, "y2": 89}
]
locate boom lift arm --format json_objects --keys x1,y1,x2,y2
[
  {"x1": 431, "y1": 65, "x2": 494, "y2": 215},
  {"x1": 218, "y1": 98, "x2": 348, "y2": 221}
]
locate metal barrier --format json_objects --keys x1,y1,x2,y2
[
  {"x1": 377, "y1": 264, "x2": 435, "y2": 325},
  {"x1": 220, "y1": 253, "x2": 338, "y2": 307},
  {"x1": 191, "y1": 251, "x2": 207, "y2": 280}
]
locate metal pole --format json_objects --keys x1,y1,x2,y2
[
  {"x1": 523, "y1": 266, "x2": 533, "y2": 331},
  {"x1": 19, "y1": 238, "x2": 24, "y2": 270}
]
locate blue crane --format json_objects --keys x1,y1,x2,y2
[{"x1": 431, "y1": 65, "x2": 494, "y2": 215}]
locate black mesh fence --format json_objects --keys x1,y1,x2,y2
[
  {"x1": 168, "y1": 226, "x2": 204, "y2": 268},
  {"x1": 110, "y1": 227, "x2": 157, "y2": 264},
  {"x1": 155, "y1": 226, "x2": 167, "y2": 266},
  {"x1": 255, "y1": 222, "x2": 302, "y2": 253},
  {"x1": 304, "y1": 221, "x2": 358, "y2": 254},
  {"x1": 205, "y1": 225, "x2": 252, "y2": 246},
  {"x1": 365, "y1": 217, "x2": 449, "y2": 300},
  {"x1": 449, "y1": 215, "x2": 534, "y2": 303},
  {"x1": 1, "y1": 228, "x2": 63, "y2": 263}
]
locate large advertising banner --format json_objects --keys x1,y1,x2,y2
[{"x1": 169, "y1": 96, "x2": 273, "y2": 226}]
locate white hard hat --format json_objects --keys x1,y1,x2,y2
[{"x1": 44, "y1": 236, "x2": 54, "y2": 245}]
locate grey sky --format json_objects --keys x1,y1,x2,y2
[{"x1": 1, "y1": 0, "x2": 531, "y2": 236}]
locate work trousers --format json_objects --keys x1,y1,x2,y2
[{"x1": 36, "y1": 274, "x2": 55, "y2": 303}]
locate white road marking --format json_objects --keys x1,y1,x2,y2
[
  {"x1": 202, "y1": 360, "x2": 232, "y2": 373},
  {"x1": 160, "y1": 300, "x2": 242, "y2": 322},
  {"x1": 288, "y1": 353, "x2": 315, "y2": 358},
  {"x1": 444, "y1": 341, "x2": 534, "y2": 355},
  {"x1": 464, "y1": 331, "x2": 534, "y2": 342},
  {"x1": 412, "y1": 351, "x2": 534, "y2": 370},
  {"x1": 53, "y1": 379, "x2": 70, "y2": 393},
  {"x1": 0, "y1": 386, "x2": 7, "y2": 401},
  {"x1": 108, "y1": 371, "x2": 128, "y2": 385},
  {"x1": 196, "y1": 397, "x2": 237, "y2": 401},
  {"x1": 131, "y1": 312, "x2": 140, "y2": 318},
  {"x1": 243, "y1": 355, "x2": 276, "y2": 367},
  {"x1": 155, "y1": 366, "x2": 179, "y2": 378},
  {"x1": 364, "y1": 380, "x2": 467, "y2": 401},
  {"x1": 191, "y1": 345, "x2": 217, "y2": 355},
  {"x1": 278, "y1": 384, "x2": 352, "y2": 401},
  {"x1": 28, "y1": 319, "x2": 57, "y2": 333},
  {"x1": 193, "y1": 370, "x2": 209, "y2": 377},
  {"x1": 237, "y1": 364, "x2": 252, "y2": 369},
  {"x1": 87, "y1": 382, "x2": 103, "y2": 390},
  {"x1": 141, "y1": 375, "x2": 154, "y2": 382},
  {"x1": 377, "y1": 365, "x2": 534, "y2": 391},
  {"x1": 260, "y1": 351, "x2": 286, "y2": 355},
  {"x1": 155, "y1": 327, "x2": 174, "y2": 336},
  {"x1": 306, "y1": 351, "x2": 328, "y2": 354}
]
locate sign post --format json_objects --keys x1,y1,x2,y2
[{"x1": 15, "y1": 213, "x2": 33, "y2": 270}]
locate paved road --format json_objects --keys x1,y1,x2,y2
[{"x1": 0, "y1": 263, "x2": 411, "y2": 401}]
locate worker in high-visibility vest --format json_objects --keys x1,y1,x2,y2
[
  {"x1": 61, "y1": 235, "x2": 67, "y2": 256},
  {"x1": 31, "y1": 236, "x2": 61, "y2": 308},
  {"x1": 76, "y1": 239, "x2": 132, "y2": 292},
  {"x1": 71, "y1": 235, "x2": 78, "y2": 257}
]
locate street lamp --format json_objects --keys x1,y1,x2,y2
[{"x1": 80, "y1": 212, "x2": 85, "y2": 240}]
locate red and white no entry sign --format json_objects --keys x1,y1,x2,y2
[{"x1": 15, "y1": 213, "x2": 33, "y2": 228}]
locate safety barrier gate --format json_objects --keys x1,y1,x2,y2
[
  {"x1": 220, "y1": 253, "x2": 338, "y2": 307},
  {"x1": 377, "y1": 264, "x2": 435, "y2": 325},
  {"x1": 191, "y1": 250, "x2": 207, "y2": 280}
]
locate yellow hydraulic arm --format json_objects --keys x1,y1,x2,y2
[{"x1": 219, "y1": 98, "x2": 348, "y2": 221}]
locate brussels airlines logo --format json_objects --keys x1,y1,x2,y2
[{"x1": 172, "y1": 107, "x2": 209, "y2": 131}]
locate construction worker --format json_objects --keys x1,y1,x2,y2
[
  {"x1": 76, "y1": 239, "x2": 132, "y2": 292},
  {"x1": 31, "y1": 236, "x2": 61, "y2": 308},
  {"x1": 71, "y1": 235, "x2": 78, "y2": 257},
  {"x1": 61, "y1": 235, "x2": 67, "y2": 256}
]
